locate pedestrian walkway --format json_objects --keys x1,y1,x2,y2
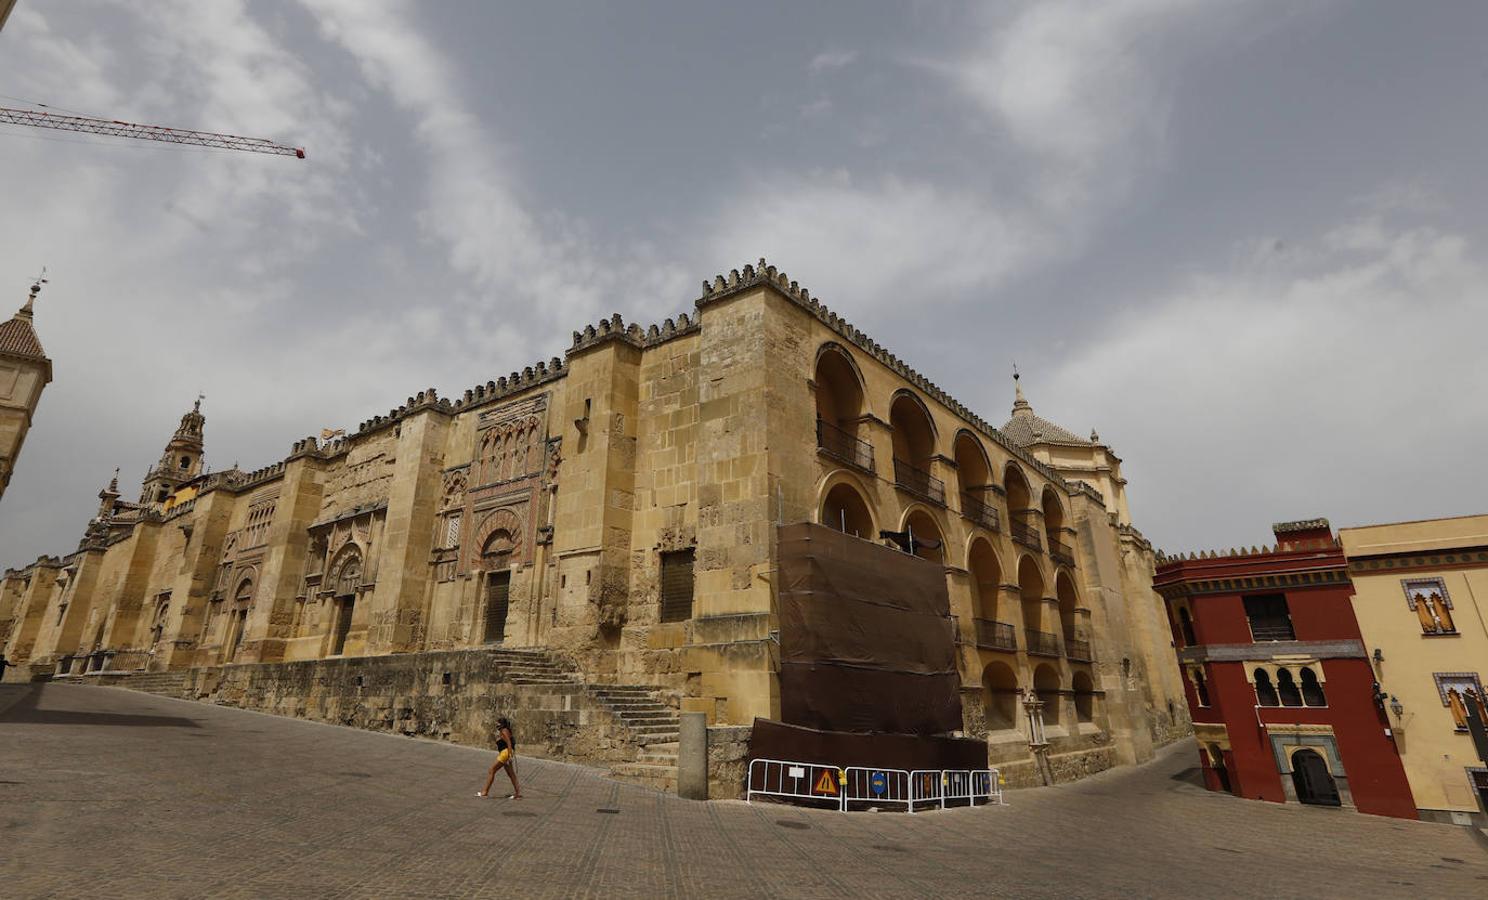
[{"x1": 2, "y1": 684, "x2": 1484, "y2": 898}]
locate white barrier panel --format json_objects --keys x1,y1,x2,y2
[
  {"x1": 942, "y1": 769, "x2": 975, "y2": 807},
  {"x1": 746, "y1": 758, "x2": 844, "y2": 807},
  {"x1": 974, "y1": 768, "x2": 1006, "y2": 806},
  {"x1": 910, "y1": 769, "x2": 945, "y2": 810},
  {"x1": 842, "y1": 767, "x2": 913, "y2": 812}
]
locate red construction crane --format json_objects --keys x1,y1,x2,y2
[{"x1": 0, "y1": 105, "x2": 305, "y2": 158}]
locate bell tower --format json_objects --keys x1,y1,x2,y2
[
  {"x1": 139, "y1": 397, "x2": 206, "y2": 507},
  {"x1": 0, "y1": 277, "x2": 53, "y2": 505}
]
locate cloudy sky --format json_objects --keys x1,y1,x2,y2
[{"x1": 2, "y1": 1, "x2": 1486, "y2": 566}]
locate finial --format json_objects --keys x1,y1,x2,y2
[
  {"x1": 19, "y1": 266, "x2": 46, "y2": 318},
  {"x1": 1090, "y1": 427, "x2": 1100, "y2": 443},
  {"x1": 195, "y1": 391, "x2": 204, "y2": 413},
  {"x1": 109, "y1": 467, "x2": 119, "y2": 493},
  {"x1": 1011, "y1": 363, "x2": 1031, "y2": 415}
]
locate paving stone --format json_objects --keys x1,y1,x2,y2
[{"x1": 2, "y1": 684, "x2": 1485, "y2": 898}]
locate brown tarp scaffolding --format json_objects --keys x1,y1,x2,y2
[
  {"x1": 755, "y1": 523, "x2": 986, "y2": 772},
  {"x1": 773, "y1": 522, "x2": 969, "y2": 739}
]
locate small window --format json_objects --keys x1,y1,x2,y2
[
  {"x1": 1244, "y1": 594, "x2": 1295, "y2": 642},
  {"x1": 443, "y1": 513, "x2": 462, "y2": 549},
  {"x1": 1300, "y1": 667, "x2": 1327, "y2": 706},
  {"x1": 1254, "y1": 669, "x2": 1279, "y2": 707},
  {"x1": 180, "y1": 456, "x2": 190, "y2": 469},
  {"x1": 1177, "y1": 606, "x2": 1197, "y2": 645},
  {"x1": 1404, "y1": 578, "x2": 1456, "y2": 635},
  {"x1": 1191, "y1": 668, "x2": 1211, "y2": 707},
  {"x1": 659, "y1": 549, "x2": 696, "y2": 623},
  {"x1": 1276, "y1": 667, "x2": 1303, "y2": 707}
]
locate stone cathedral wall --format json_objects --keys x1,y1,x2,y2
[{"x1": 2, "y1": 260, "x2": 1190, "y2": 788}]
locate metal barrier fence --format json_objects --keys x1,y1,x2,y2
[
  {"x1": 748, "y1": 758, "x2": 1005, "y2": 813},
  {"x1": 843, "y1": 766, "x2": 912, "y2": 812},
  {"x1": 745, "y1": 758, "x2": 846, "y2": 808}
]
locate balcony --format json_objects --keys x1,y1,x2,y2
[
  {"x1": 1025, "y1": 628, "x2": 1062, "y2": 657},
  {"x1": 1065, "y1": 638, "x2": 1092, "y2": 662},
  {"x1": 894, "y1": 458, "x2": 945, "y2": 506},
  {"x1": 974, "y1": 618, "x2": 1017, "y2": 652},
  {"x1": 816, "y1": 419, "x2": 875, "y2": 473},
  {"x1": 1010, "y1": 516, "x2": 1042, "y2": 552},
  {"x1": 1048, "y1": 538, "x2": 1075, "y2": 567},
  {"x1": 1249, "y1": 620, "x2": 1296, "y2": 642},
  {"x1": 960, "y1": 492, "x2": 1001, "y2": 532}
]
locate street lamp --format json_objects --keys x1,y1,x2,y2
[{"x1": 1390, "y1": 695, "x2": 1404, "y2": 720}]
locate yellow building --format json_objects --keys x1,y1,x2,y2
[
  {"x1": 1, "y1": 260, "x2": 1189, "y2": 790},
  {"x1": 1340, "y1": 514, "x2": 1488, "y2": 827}
]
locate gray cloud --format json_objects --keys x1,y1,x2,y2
[{"x1": 3, "y1": 1, "x2": 1486, "y2": 564}]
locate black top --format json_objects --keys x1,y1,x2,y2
[{"x1": 496, "y1": 737, "x2": 508, "y2": 751}]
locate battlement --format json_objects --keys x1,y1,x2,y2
[{"x1": 697, "y1": 257, "x2": 1076, "y2": 496}]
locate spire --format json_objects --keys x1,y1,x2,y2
[
  {"x1": 1011, "y1": 365, "x2": 1032, "y2": 418},
  {"x1": 0, "y1": 273, "x2": 48, "y2": 361}
]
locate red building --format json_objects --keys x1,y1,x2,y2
[{"x1": 1154, "y1": 518, "x2": 1416, "y2": 819}]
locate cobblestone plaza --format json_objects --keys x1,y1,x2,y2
[{"x1": 4, "y1": 684, "x2": 1485, "y2": 898}]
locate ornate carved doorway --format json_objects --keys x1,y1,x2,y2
[
  {"x1": 481, "y1": 530, "x2": 514, "y2": 644},
  {"x1": 1291, "y1": 749, "x2": 1341, "y2": 806}
]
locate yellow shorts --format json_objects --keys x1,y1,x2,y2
[{"x1": 496, "y1": 749, "x2": 511, "y2": 765}]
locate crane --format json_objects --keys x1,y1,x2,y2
[{"x1": 0, "y1": 105, "x2": 305, "y2": 158}]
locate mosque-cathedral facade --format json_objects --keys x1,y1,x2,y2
[{"x1": 1, "y1": 262, "x2": 1191, "y2": 790}]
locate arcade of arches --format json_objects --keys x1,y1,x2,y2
[{"x1": 2, "y1": 266, "x2": 1188, "y2": 795}]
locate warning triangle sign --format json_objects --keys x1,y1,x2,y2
[{"x1": 814, "y1": 770, "x2": 838, "y2": 796}]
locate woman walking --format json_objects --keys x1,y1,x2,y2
[{"x1": 476, "y1": 716, "x2": 522, "y2": 799}]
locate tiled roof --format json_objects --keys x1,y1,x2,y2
[
  {"x1": 1000, "y1": 411, "x2": 1088, "y2": 447},
  {"x1": 0, "y1": 301, "x2": 46, "y2": 360}
]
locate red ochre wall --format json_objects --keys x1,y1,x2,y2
[{"x1": 1176, "y1": 584, "x2": 1416, "y2": 819}]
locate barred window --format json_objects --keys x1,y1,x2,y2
[
  {"x1": 444, "y1": 513, "x2": 462, "y2": 549},
  {"x1": 659, "y1": 549, "x2": 696, "y2": 623}
]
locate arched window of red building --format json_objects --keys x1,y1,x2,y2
[
  {"x1": 1189, "y1": 667, "x2": 1211, "y2": 707},
  {"x1": 1177, "y1": 606, "x2": 1197, "y2": 646},
  {"x1": 1276, "y1": 668, "x2": 1303, "y2": 707},
  {"x1": 1299, "y1": 667, "x2": 1327, "y2": 707},
  {"x1": 1254, "y1": 669, "x2": 1279, "y2": 707}
]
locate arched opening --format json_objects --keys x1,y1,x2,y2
[
  {"x1": 981, "y1": 661, "x2": 1019, "y2": 731},
  {"x1": 1191, "y1": 668, "x2": 1211, "y2": 706},
  {"x1": 1300, "y1": 667, "x2": 1327, "y2": 707},
  {"x1": 1291, "y1": 749, "x2": 1341, "y2": 807},
  {"x1": 968, "y1": 538, "x2": 1002, "y2": 621},
  {"x1": 1276, "y1": 668, "x2": 1302, "y2": 707},
  {"x1": 1034, "y1": 664, "x2": 1062, "y2": 724},
  {"x1": 1042, "y1": 487, "x2": 1071, "y2": 564},
  {"x1": 901, "y1": 508, "x2": 945, "y2": 564},
  {"x1": 1005, "y1": 464, "x2": 1039, "y2": 549},
  {"x1": 954, "y1": 431, "x2": 997, "y2": 529},
  {"x1": 890, "y1": 392, "x2": 942, "y2": 503},
  {"x1": 481, "y1": 530, "x2": 515, "y2": 644},
  {"x1": 327, "y1": 547, "x2": 362, "y2": 656},
  {"x1": 1055, "y1": 569, "x2": 1079, "y2": 643},
  {"x1": 1177, "y1": 606, "x2": 1197, "y2": 645},
  {"x1": 1072, "y1": 670, "x2": 1095, "y2": 723},
  {"x1": 225, "y1": 577, "x2": 253, "y2": 660},
  {"x1": 820, "y1": 481, "x2": 874, "y2": 539},
  {"x1": 1018, "y1": 555, "x2": 1052, "y2": 654},
  {"x1": 1254, "y1": 669, "x2": 1279, "y2": 706},
  {"x1": 814, "y1": 345, "x2": 871, "y2": 469},
  {"x1": 1208, "y1": 743, "x2": 1233, "y2": 794}
]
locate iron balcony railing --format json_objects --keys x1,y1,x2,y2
[
  {"x1": 960, "y1": 492, "x2": 1001, "y2": 532},
  {"x1": 1025, "y1": 628, "x2": 1062, "y2": 657},
  {"x1": 816, "y1": 418, "x2": 875, "y2": 473},
  {"x1": 894, "y1": 458, "x2": 946, "y2": 505},
  {"x1": 1048, "y1": 538, "x2": 1075, "y2": 567},
  {"x1": 1065, "y1": 638, "x2": 1092, "y2": 662},
  {"x1": 1010, "y1": 516, "x2": 1042, "y2": 552},
  {"x1": 974, "y1": 618, "x2": 1017, "y2": 652},
  {"x1": 1249, "y1": 621, "x2": 1296, "y2": 642}
]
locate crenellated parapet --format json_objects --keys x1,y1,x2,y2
[{"x1": 697, "y1": 257, "x2": 1079, "y2": 498}]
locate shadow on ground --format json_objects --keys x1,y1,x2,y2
[{"x1": 0, "y1": 685, "x2": 200, "y2": 728}]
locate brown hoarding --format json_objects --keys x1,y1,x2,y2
[{"x1": 776, "y1": 522, "x2": 962, "y2": 735}]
